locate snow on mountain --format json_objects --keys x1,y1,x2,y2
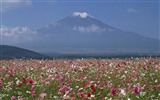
[{"x1": 72, "y1": 12, "x2": 93, "y2": 18}]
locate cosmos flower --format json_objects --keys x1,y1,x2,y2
[
  {"x1": 83, "y1": 83, "x2": 88, "y2": 87},
  {"x1": 28, "y1": 79, "x2": 34, "y2": 85},
  {"x1": 45, "y1": 81, "x2": 50, "y2": 86},
  {"x1": 90, "y1": 85, "x2": 96, "y2": 94},
  {"x1": 110, "y1": 87, "x2": 116, "y2": 96},
  {"x1": 11, "y1": 96, "x2": 17, "y2": 100},
  {"x1": 134, "y1": 85, "x2": 140, "y2": 94}
]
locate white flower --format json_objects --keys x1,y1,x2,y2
[
  {"x1": 91, "y1": 95, "x2": 95, "y2": 98},
  {"x1": 53, "y1": 96, "x2": 59, "y2": 99},
  {"x1": 109, "y1": 63, "x2": 113, "y2": 67},
  {"x1": 16, "y1": 80, "x2": 20, "y2": 85},
  {"x1": 26, "y1": 91, "x2": 31, "y2": 94},
  {"x1": 124, "y1": 71, "x2": 128, "y2": 74},
  {"x1": 136, "y1": 96, "x2": 139, "y2": 98},
  {"x1": 40, "y1": 93, "x2": 47, "y2": 98},
  {"x1": 155, "y1": 79, "x2": 158, "y2": 83},
  {"x1": 140, "y1": 91, "x2": 146, "y2": 97},
  {"x1": 79, "y1": 88, "x2": 83, "y2": 91},
  {"x1": 141, "y1": 73, "x2": 145, "y2": 76},
  {"x1": 120, "y1": 89, "x2": 126, "y2": 96},
  {"x1": 76, "y1": 86, "x2": 79, "y2": 88}
]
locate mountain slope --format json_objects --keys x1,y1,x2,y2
[
  {"x1": 37, "y1": 12, "x2": 159, "y2": 54},
  {"x1": 0, "y1": 45, "x2": 50, "y2": 59}
]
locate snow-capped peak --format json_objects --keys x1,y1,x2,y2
[{"x1": 72, "y1": 12, "x2": 93, "y2": 18}]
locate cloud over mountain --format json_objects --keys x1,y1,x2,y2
[
  {"x1": 72, "y1": 24, "x2": 106, "y2": 33},
  {"x1": 127, "y1": 8, "x2": 137, "y2": 13},
  {"x1": 1, "y1": 26, "x2": 38, "y2": 44}
]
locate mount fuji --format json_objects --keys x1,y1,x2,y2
[{"x1": 37, "y1": 12, "x2": 159, "y2": 55}]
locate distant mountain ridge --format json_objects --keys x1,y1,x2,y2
[
  {"x1": 37, "y1": 12, "x2": 159, "y2": 54},
  {"x1": 0, "y1": 45, "x2": 49, "y2": 59}
]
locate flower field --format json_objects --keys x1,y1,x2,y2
[{"x1": 0, "y1": 58, "x2": 160, "y2": 100}]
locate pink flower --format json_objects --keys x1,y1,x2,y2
[
  {"x1": 134, "y1": 87, "x2": 140, "y2": 94},
  {"x1": 7, "y1": 73, "x2": 13, "y2": 78},
  {"x1": 155, "y1": 84, "x2": 160, "y2": 88},
  {"x1": 71, "y1": 98, "x2": 76, "y2": 100},
  {"x1": 30, "y1": 86, "x2": 36, "y2": 94},
  {"x1": 11, "y1": 96, "x2": 17, "y2": 100},
  {"x1": 64, "y1": 95, "x2": 70, "y2": 99},
  {"x1": 40, "y1": 93, "x2": 47, "y2": 98},
  {"x1": 104, "y1": 82, "x2": 108, "y2": 86},
  {"x1": 77, "y1": 92, "x2": 84, "y2": 98},
  {"x1": 142, "y1": 84, "x2": 146, "y2": 89},
  {"x1": 58, "y1": 88, "x2": 63, "y2": 94},
  {"x1": 5, "y1": 67, "x2": 11, "y2": 72},
  {"x1": 58, "y1": 85, "x2": 71, "y2": 94},
  {"x1": 45, "y1": 81, "x2": 50, "y2": 86},
  {"x1": 31, "y1": 94, "x2": 36, "y2": 98},
  {"x1": 110, "y1": 87, "x2": 116, "y2": 96},
  {"x1": 18, "y1": 98, "x2": 24, "y2": 100}
]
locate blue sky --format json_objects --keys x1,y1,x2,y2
[{"x1": 1, "y1": 0, "x2": 159, "y2": 39}]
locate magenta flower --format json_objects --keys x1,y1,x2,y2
[
  {"x1": 90, "y1": 85, "x2": 96, "y2": 94},
  {"x1": 41, "y1": 72, "x2": 46, "y2": 77},
  {"x1": 22, "y1": 77, "x2": 28, "y2": 84},
  {"x1": 110, "y1": 87, "x2": 116, "y2": 96},
  {"x1": 31, "y1": 94, "x2": 36, "y2": 98},
  {"x1": 134, "y1": 85, "x2": 140, "y2": 94},
  {"x1": 87, "y1": 92, "x2": 91, "y2": 97},
  {"x1": 18, "y1": 83, "x2": 22, "y2": 87},
  {"x1": 135, "y1": 72, "x2": 140, "y2": 77},
  {"x1": 28, "y1": 79, "x2": 34, "y2": 85}
]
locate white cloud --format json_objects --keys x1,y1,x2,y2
[
  {"x1": 72, "y1": 24, "x2": 106, "y2": 33},
  {"x1": 1, "y1": 0, "x2": 32, "y2": 12},
  {"x1": 107, "y1": 28, "x2": 116, "y2": 32},
  {"x1": 127, "y1": 8, "x2": 137, "y2": 13},
  {"x1": 0, "y1": 26, "x2": 38, "y2": 44}
]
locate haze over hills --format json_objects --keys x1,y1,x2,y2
[{"x1": 37, "y1": 12, "x2": 159, "y2": 55}]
